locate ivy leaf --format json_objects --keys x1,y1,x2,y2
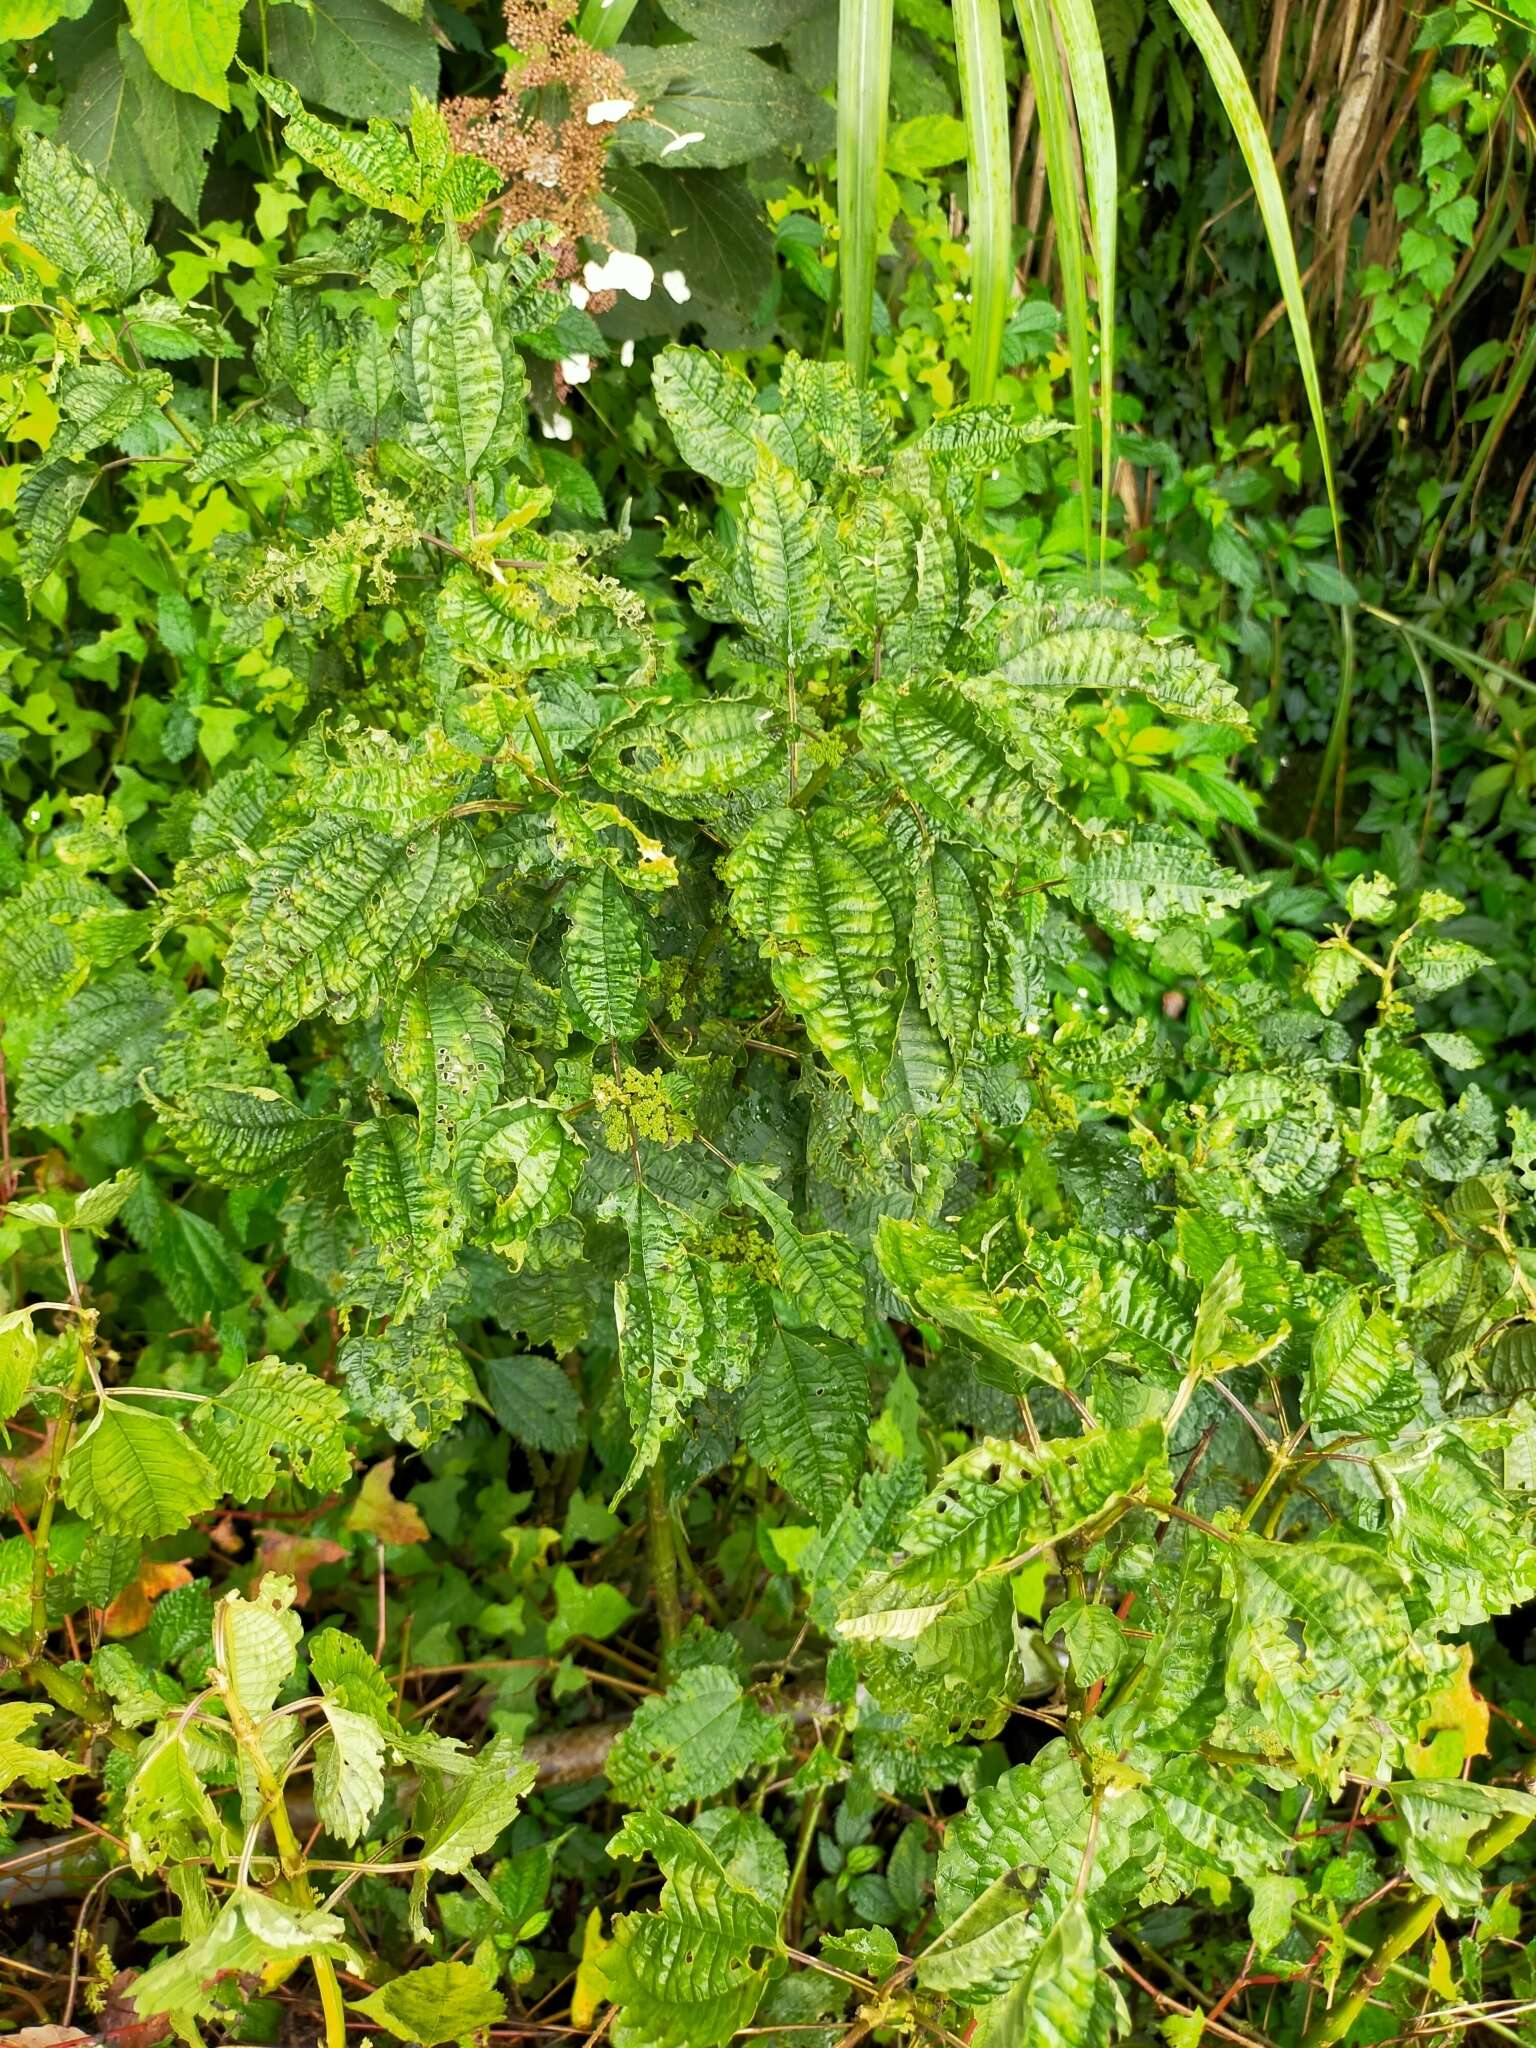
[
  {"x1": 354, "y1": 1962, "x2": 507, "y2": 2045},
  {"x1": 62, "y1": 1400, "x2": 220, "y2": 1540},
  {"x1": 563, "y1": 869, "x2": 651, "y2": 1043},
  {"x1": 224, "y1": 818, "x2": 481, "y2": 1038},
  {"x1": 742, "y1": 1325, "x2": 869, "y2": 1526},
  {"x1": 607, "y1": 1810, "x2": 781, "y2": 2048},
  {"x1": 607, "y1": 1666, "x2": 784, "y2": 1809},
  {"x1": 725, "y1": 807, "x2": 906, "y2": 1111}
]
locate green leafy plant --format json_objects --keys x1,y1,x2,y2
[{"x1": 5, "y1": 111, "x2": 1536, "y2": 2048}]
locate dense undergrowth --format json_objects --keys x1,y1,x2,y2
[{"x1": 3, "y1": 3, "x2": 1536, "y2": 2047}]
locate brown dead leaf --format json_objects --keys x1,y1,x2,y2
[
  {"x1": 101, "y1": 1559, "x2": 194, "y2": 1640},
  {"x1": 254, "y1": 1528, "x2": 347, "y2": 1603}
]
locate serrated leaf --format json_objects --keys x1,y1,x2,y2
[
  {"x1": 17, "y1": 135, "x2": 158, "y2": 305},
  {"x1": 913, "y1": 842, "x2": 988, "y2": 1056},
  {"x1": 340, "y1": 1318, "x2": 477, "y2": 1450},
  {"x1": 864, "y1": 677, "x2": 1070, "y2": 863},
  {"x1": 742, "y1": 1324, "x2": 869, "y2": 1526},
  {"x1": 315, "y1": 1703, "x2": 387, "y2": 1848},
  {"x1": 876, "y1": 1218, "x2": 1063, "y2": 1388},
  {"x1": 726, "y1": 451, "x2": 829, "y2": 661},
  {"x1": 348, "y1": 1113, "x2": 461, "y2": 1312},
  {"x1": 607, "y1": 1666, "x2": 784, "y2": 1809},
  {"x1": 606, "y1": 1810, "x2": 780, "y2": 2048},
  {"x1": 415, "y1": 1732, "x2": 537, "y2": 1873},
  {"x1": 652, "y1": 345, "x2": 795, "y2": 486},
  {"x1": 970, "y1": 1902, "x2": 1126, "y2": 2048},
  {"x1": 725, "y1": 807, "x2": 906, "y2": 1110},
  {"x1": 730, "y1": 1166, "x2": 866, "y2": 1342},
  {"x1": 1305, "y1": 1289, "x2": 1418, "y2": 1434},
  {"x1": 16, "y1": 461, "x2": 97, "y2": 593},
  {"x1": 125, "y1": 0, "x2": 239, "y2": 106},
  {"x1": 1067, "y1": 829, "x2": 1257, "y2": 940},
  {"x1": 215, "y1": 1578, "x2": 302, "y2": 1716},
  {"x1": 354, "y1": 1961, "x2": 507, "y2": 2045},
  {"x1": 62, "y1": 1400, "x2": 219, "y2": 1540},
  {"x1": 613, "y1": 1185, "x2": 712, "y2": 1500},
  {"x1": 402, "y1": 230, "x2": 509, "y2": 479},
  {"x1": 563, "y1": 869, "x2": 651, "y2": 1042},
  {"x1": 984, "y1": 583, "x2": 1246, "y2": 728},
  {"x1": 251, "y1": 71, "x2": 423, "y2": 214},
  {"x1": 483, "y1": 1354, "x2": 582, "y2": 1454},
  {"x1": 224, "y1": 818, "x2": 481, "y2": 1039},
  {"x1": 384, "y1": 968, "x2": 505, "y2": 1174},
  {"x1": 129, "y1": 1891, "x2": 355, "y2": 2030},
  {"x1": 0, "y1": 1702, "x2": 80, "y2": 1798},
  {"x1": 189, "y1": 1356, "x2": 352, "y2": 1502},
  {"x1": 15, "y1": 969, "x2": 171, "y2": 1125}
]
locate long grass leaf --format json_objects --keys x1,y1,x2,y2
[
  {"x1": 1050, "y1": 0, "x2": 1116, "y2": 567},
  {"x1": 1013, "y1": 0, "x2": 1093, "y2": 554},
  {"x1": 576, "y1": 0, "x2": 640, "y2": 46},
  {"x1": 955, "y1": 0, "x2": 1013, "y2": 403},
  {"x1": 1163, "y1": 0, "x2": 1341, "y2": 555},
  {"x1": 838, "y1": 0, "x2": 894, "y2": 385}
]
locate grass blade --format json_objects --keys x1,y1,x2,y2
[
  {"x1": 1013, "y1": 0, "x2": 1093, "y2": 553},
  {"x1": 1050, "y1": 0, "x2": 1116, "y2": 568},
  {"x1": 1164, "y1": 0, "x2": 1340, "y2": 555},
  {"x1": 837, "y1": 0, "x2": 894, "y2": 385},
  {"x1": 955, "y1": 0, "x2": 1013, "y2": 402},
  {"x1": 576, "y1": 0, "x2": 640, "y2": 45}
]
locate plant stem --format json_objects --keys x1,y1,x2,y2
[
  {"x1": 223, "y1": 1669, "x2": 347, "y2": 2048},
  {"x1": 1298, "y1": 1809, "x2": 1534, "y2": 2048},
  {"x1": 29, "y1": 1300, "x2": 96, "y2": 1654},
  {"x1": 647, "y1": 1461, "x2": 682, "y2": 1658}
]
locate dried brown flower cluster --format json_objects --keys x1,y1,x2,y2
[{"x1": 442, "y1": 0, "x2": 630, "y2": 246}]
